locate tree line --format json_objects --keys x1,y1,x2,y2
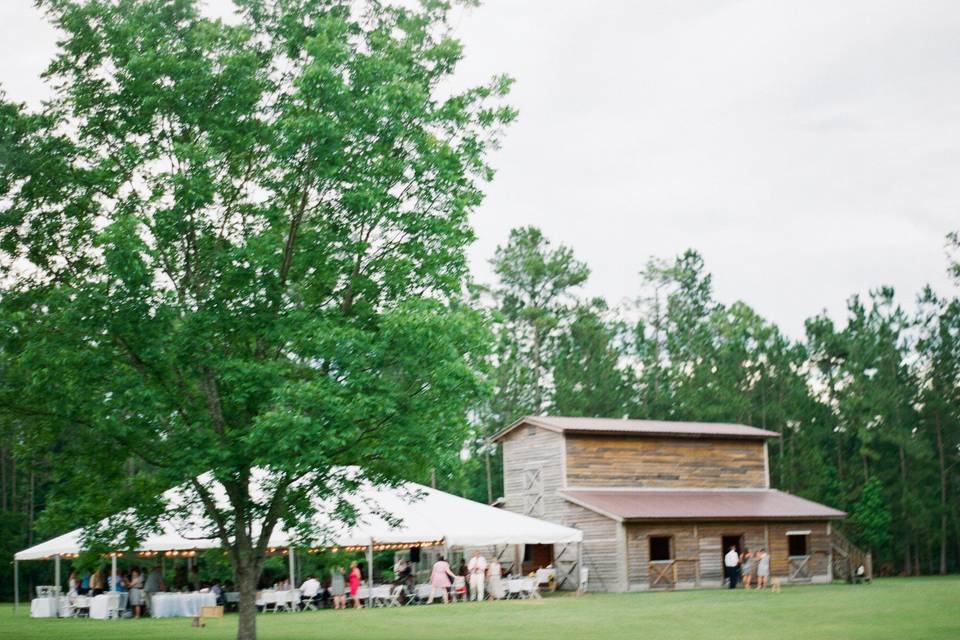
[{"x1": 436, "y1": 226, "x2": 960, "y2": 577}]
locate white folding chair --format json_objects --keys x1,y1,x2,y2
[
  {"x1": 71, "y1": 596, "x2": 90, "y2": 618},
  {"x1": 414, "y1": 584, "x2": 433, "y2": 605},
  {"x1": 522, "y1": 578, "x2": 541, "y2": 599},
  {"x1": 507, "y1": 579, "x2": 523, "y2": 599},
  {"x1": 106, "y1": 592, "x2": 128, "y2": 619},
  {"x1": 386, "y1": 585, "x2": 403, "y2": 607},
  {"x1": 452, "y1": 576, "x2": 467, "y2": 602},
  {"x1": 301, "y1": 590, "x2": 318, "y2": 612}
]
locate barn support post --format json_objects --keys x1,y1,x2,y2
[
  {"x1": 576, "y1": 541, "x2": 583, "y2": 593},
  {"x1": 826, "y1": 522, "x2": 834, "y2": 583},
  {"x1": 366, "y1": 540, "x2": 374, "y2": 607},
  {"x1": 13, "y1": 559, "x2": 19, "y2": 615}
]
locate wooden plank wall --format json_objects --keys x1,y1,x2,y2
[
  {"x1": 565, "y1": 435, "x2": 767, "y2": 488},
  {"x1": 768, "y1": 521, "x2": 830, "y2": 578},
  {"x1": 624, "y1": 520, "x2": 832, "y2": 590},
  {"x1": 558, "y1": 500, "x2": 624, "y2": 592},
  {"x1": 502, "y1": 425, "x2": 566, "y2": 520}
]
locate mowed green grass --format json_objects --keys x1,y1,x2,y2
[{"x1": 1, "y1": 577, "x2": 957, "y2": 640}]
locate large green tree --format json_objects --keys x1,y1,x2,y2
[{"x1": 0, "y1": 1, "x2": 512, "y2": 637}]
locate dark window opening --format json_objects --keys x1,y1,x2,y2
[
  {"x1": 788, "y1": 534, "x2": 808, "y2": 556},
  {"x1": 649, "y1": 536, "x2": 672, "y2": 562}
]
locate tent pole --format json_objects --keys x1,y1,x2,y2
[
  {"x1": 13, "y1": 559, "x2": 19, "y2": 616},
  {"x1": 288, "y1": 548, "x2": 295, "y2": 586},
  {"x1": 366, "y1": 541, "x2": 374, "y2": 608},
  {"x1": 55, "y1": 554, "x2": 61, "y2": 597},
  {"x1": 111, "y1": 553, "x2": 118, "y2": 592}
]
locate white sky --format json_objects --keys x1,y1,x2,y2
[{"x1": 2, "y1": 0, "x2": 958, "y2": 337}]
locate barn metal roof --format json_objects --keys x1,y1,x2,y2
[
  {"x1": 491, "y1": 416, "x2": 780, "y2": 442},
  {"x1": 560, "y1": 488, "x2": 846, "y2": 522}
]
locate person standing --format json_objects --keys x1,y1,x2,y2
[
  {"x1": 741, "y1": 550, "x2": 754, "y2": 590},
  {"x1": 426, "y1": 556, "x2": 457, "y2": 604},
  {"x1": 349, "y1": 561, "x2": 362, "y2": 609},
  {"x1": 724, "y1": 545, "x2": 740, "y2": 589},
  {"x1": 90, "y1": 567, "x2": 106, "y2": 596},
  {"x1": 755, "y1": 549, "x2": 770, "y2": 590},
  {"x1": 330, "y1": 566, "x2": 347, "y2": 609},
  {"x1": 143, "y1": 565, "x2": 164, "y2": 616},
  {"x1": 487, "y1": 558, "x2": 505, "y2": 600},
  {"x1": 127, "y1": 568, "x2": 145, "y2": 618},
  {"x1": 467, "y1": 550, "x2": 488, "y2": 602}
]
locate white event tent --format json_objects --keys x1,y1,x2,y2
[{"x1": 14, "y1": 469, "x2": 582, "y2": 614}]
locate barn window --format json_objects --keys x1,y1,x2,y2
[
  {"x1": 649, "y1": 536, "x2": 673, "y2": 562},
  {"x1": 787, "y1": 532, "x2": 809, "y2": 556}
]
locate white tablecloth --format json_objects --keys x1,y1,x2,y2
[
  {"x1": 151, "y1": 592, "x2": 218, "y2": 618},
  {"x1": 89, "y1": 594, "x2": 112, "y2": 619},
  {"x1": 30, "y1": 596, "x2": 60, "y2": 618}
]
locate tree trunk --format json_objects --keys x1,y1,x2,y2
[
  {"x1": 236, "y1": 557, "x2": 260, "y2": 640},
  {"x1": 1, "y1": 445, "x2": 6, "y2": 512},
  {"x1": 934, "y1": 412, "x2": 947, "y2": 575},
  {"x1": 27, "y1": 469, "x2": 35, "y2": 546}
]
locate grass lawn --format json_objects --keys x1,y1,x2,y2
[{"x1": 1, "y1": 577, "x2": 957, "y2": 640}]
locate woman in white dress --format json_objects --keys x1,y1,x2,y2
[{"x1": 486, "y1": 559, "x2": 505, "y2": 600}]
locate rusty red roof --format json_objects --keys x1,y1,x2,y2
[
  {"x1": 560, "y1": 489, "x2": 845, "y2": 521},
  {"x1": 491, "y1": 416, "x2": 780, "y2": 442}
]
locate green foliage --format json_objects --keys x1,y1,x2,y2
[
  {"x1": 850, "y1": 477, "x2": 892, "y2": 554},
  {"x1": 0, "y1": 0, "x2": 511, "y2": 636}
]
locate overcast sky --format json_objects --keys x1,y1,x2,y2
[{"x1": 2, "y1": 1, "x2": 958, "y2": 337}]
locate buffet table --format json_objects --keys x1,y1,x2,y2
[{"x1": 150, "y1": 592, "x2": 218, "y2": 618}]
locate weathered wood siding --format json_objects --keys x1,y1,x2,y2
[
  {"x1": 767, "y1": 521, "x2": 830, "y2": 580},
  {"x1": 501, "y1": 425, "x2": 566, "y2": 519},
  {"x1": 565, "y1": 435, "x2": 767, "y2": 488},
  {"x1": 558, "y1": 500, "x2": 624, "y2": 592},
  {"x1": 625, "y1": 523, "x2": 700, "y2": 589},
  {"x1": 624, "y1": 520, "x2": 831, "y2": 590}
]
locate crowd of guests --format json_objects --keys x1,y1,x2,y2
[
  {"x1": 723, "y1": 546, "x2": 770, "y2": 589},
  {"x1": 288, "y1": 550, "x2": 513, "y2": 611},
  {"x1": 66, "y1": 565, "x2": 231, "y2": 619},
  {"x1": 425, "y1": 550, "x2": 506, "y2": 603}
]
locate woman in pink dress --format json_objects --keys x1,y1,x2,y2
[
  {"x1": 349, "y1": 561, "x2": 362, "y2": 609},
  {"x1": 426, "y1": 556, "x2": 457, "y2": 604}
]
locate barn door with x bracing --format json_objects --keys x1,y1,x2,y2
[{"x1": 522, "y1": 465, "x2": 545, "y2": 517}]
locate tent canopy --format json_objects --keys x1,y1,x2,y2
[{"x1": 15, "y1": 470, "x2": 581, "y2": 561}]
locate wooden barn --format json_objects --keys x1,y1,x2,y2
[{"x1": 492, "y1": 416, "x2": 852, "y2": 592}]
